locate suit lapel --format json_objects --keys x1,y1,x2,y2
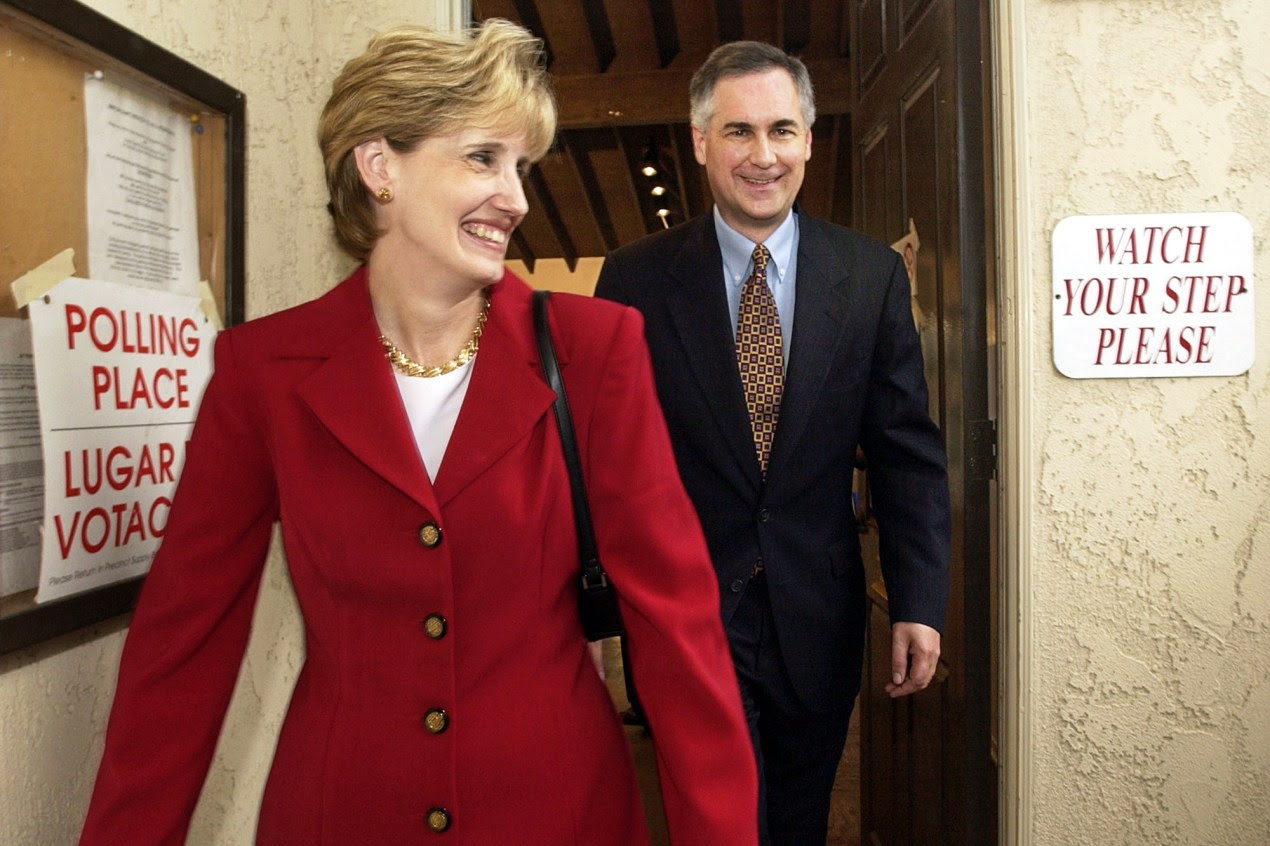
[
  {"x1": 767, "y1": 216, "x2": 850, "y2": 474},
  {"x1": 666, "y1": 219, "x2": 763, "y2": 487},
  {"x1": 293, "y1": 271, "x2": 555, "y2": 514},
  {"x1": 431, "y1": 274, "x2": 556, "y2": 508},
  {"x1": 294, "y1": 272, "x2": 436, "y2": 511}
]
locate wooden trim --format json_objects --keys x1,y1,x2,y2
[
  {"x1": 954, "y1": 0, "x2": 997, "y2": 838},
  {"x1": 992, "y1": 0, "x2": 1034, "y2": 841}
]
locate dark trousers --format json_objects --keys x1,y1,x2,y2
[{"x1": 729, "y1": 571, "x2": 855, "y2": 845}]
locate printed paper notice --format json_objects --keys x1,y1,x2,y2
[
  {"x1": 84, "y1": 76, "x2": 200, "y2": 296},
  {"x1": 0, "y1": 318, "x2": 42, "y2": 598},
  {"x1": 28, "y1": 277, "x2": 214, "y2": 603}
]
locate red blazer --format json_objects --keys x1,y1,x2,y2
[{"x1": 80, "y1": 267, "x2": 758, "y2": 845}]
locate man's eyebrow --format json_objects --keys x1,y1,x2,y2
[{"x1": 720, "y1": 118, "x2": 802, "y2": 131}]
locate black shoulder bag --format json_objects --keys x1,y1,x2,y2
[{"x1": 533, "y1": 290, "x2": 644, "y2": 724}]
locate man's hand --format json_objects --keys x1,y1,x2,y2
[{"x1": 885, "y1": 622, "x2": 941, "y2": 698}]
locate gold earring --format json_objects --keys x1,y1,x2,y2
[{"x1": 376, "y1": 186, "x2": 392, "y2": 202}]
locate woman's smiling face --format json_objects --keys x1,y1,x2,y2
[{"x1": 380, "y1": 126, "x2": 532, "y2": 288}]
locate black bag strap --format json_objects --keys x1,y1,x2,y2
[
  {"x1": 533, "y1": 290, "x2": 645, "y2": 726},
  {"x1": 532, "y1": 290, "x2": 605, "y2": 594}
]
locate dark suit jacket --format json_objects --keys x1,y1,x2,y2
[{"x1": 595, "y1": 211, "x2": 950, "y2": 711}]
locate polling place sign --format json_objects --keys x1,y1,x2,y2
[
  {"x1": 1052, "y1": 212, "x2": 1254, "y2": 378},
  {"x1": 27, "y1": 277, "x2": 213, "y2": 602}
]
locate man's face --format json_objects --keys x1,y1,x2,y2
[{"x1": 692, "y1": 68, "x2": 812, "y2": 244}]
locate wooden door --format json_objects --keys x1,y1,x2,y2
[{"x1": 849, "y1": 0, "x2": 997, "y2": 842}]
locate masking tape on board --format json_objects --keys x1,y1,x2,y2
[
  {"x1": 197, "y1": 281, "x2": 224, "y2": 331},
  {"x1": 10, "y1": 249, "x2": 76, "y2": 309}
]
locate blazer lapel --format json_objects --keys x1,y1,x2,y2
[
  {"x1": 294, "y1": 272, "x2": 435, "y2": 510},
  {"x1": 767, "y1": 216, "x2": 850, "y2": 474},
  {"x1": 431, "y1": 275, "x2": 557, "y2": 508},
  {"x1": 666, "y1": 219, "x2": 763, "y2": 487}
]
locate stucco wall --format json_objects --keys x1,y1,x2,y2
[
  {"x1": 1020, "y1": 0, "x2": 1270, "y2": 842},
  {"x1": 0, "y1": 1, "x2": 451, "y2": 842}
]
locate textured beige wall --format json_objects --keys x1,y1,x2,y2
[
  {"x1": 1016, "y1": 0, "x2": 1270, "y2": 842},
  {"x1": 0, "y1": 1, "x2": 453, "y2": 842}
]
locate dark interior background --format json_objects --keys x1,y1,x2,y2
[{"x1": 471, "y1": 0, "x2": 855, "y2": 270}]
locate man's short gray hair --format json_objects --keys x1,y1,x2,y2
[{"x1": 689, "y1": 40, "x2": 816, "y2": 130}]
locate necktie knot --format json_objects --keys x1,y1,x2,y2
[{"x1": 751, "y1": 244, "x2": 770, "y2": 277}]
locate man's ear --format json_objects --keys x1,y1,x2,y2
[
  {"x1": 691, "y1": 124, "x2": 707, "y2": 166},
  {"x1": 804, "y1": 126, "x2": 813, "y2": 161},
  {"x1": 353, "y1": 137, "x2": 392, "y2": 194}
]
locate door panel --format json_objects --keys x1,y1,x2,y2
[{"x1": 851, "y1": 0, "x2": 996, "y2": 842}]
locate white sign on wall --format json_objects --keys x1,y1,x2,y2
[
  {"x1": 1052, "y1": 212, "x2": 1254, "y2": 378},
  {"x1": 27, "y1": 276, "x2": 214, "y2": 603}
]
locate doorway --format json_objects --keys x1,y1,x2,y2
[{"x1": 478, "y1": 2, "x2": 1000, "y2": 841}]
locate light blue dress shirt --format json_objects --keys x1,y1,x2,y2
[{"x1": 714, "y1": 207, "x2": 799, "y2": 366}]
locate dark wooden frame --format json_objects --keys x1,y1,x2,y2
[{"x1": 0, "y1": 0, "x2": 245, "y2": 655}]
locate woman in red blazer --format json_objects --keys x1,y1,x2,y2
[{"x1": 80, "y1": 20, "x2": 756, "y2": 845}]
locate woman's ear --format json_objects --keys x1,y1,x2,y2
[{"x1": 353, "y1": 137, "x2": 392, "y2": 196}]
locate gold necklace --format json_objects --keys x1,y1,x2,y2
[{"x1": 380, "y1": 293, "x2": 490, "y2": 378}]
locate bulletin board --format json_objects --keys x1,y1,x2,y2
[{"x1": 0, "y1": 0, "x2": 244, "y2": 654}]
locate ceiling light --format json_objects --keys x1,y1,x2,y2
[{"x1": 641, "y1": 139, "x2": 660, "y2": 178}]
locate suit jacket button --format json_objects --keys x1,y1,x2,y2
[
  {"x1": 730, "y1": 579, "x2": 746, "y2": 593},
  {"x1": 423, "y1": 614, "x2": 448, "y2": 639},
  {"x1": 418, "y1": 522, "x2": 442, "y2": 547},
  {"x1": 423, "y1": 708, "x2": 449, "y2": 734},
  {"x1": 757, "y1": 508, "x2": 771, "y2": 522},
  {"x1": 426, "y1": 807, "x2": 451, "y2": 832}
]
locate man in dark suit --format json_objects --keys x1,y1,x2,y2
[{"x1": 594, "y1": 40, "x2": 951, "y2": 844}]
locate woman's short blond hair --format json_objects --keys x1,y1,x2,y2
[{"x1": 319, "y1": 19, "x2": 557, "y2": 260}]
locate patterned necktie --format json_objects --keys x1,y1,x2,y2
[{"x1": 736, "y1": 244, "x2": 782, "y2": 474}]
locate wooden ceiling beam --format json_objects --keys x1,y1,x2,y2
[
  {"x1": 714, "y1": 0, "x2": 744, "y2": 43},
  {"x1": 647, "y1": 0, "x2": 680, "y2": 68},
  {"x1": 552, "y1": 56, "x2": 850, "y2": 128},
  {"x1": 559, "y1": 131, "x2": 621, "y2": 253},
  {"x1": 581, "y1": 0, "x2": 616, "y2": 72},
  {"x1": 670, "y1": 122, "x2": 708, "y2": 218},
  {"x1": 509, "y1": 0, "x2": 553, "y2": 65},
  {"x1": 779, "y1": 0, "x2": 812, "y2": 54},
  {"x1": 667, "y1": 0, "x2": 718, "y2": 65},
  {"x1": 511, "y1": 228, "x2": 536, "y2": 271},
  {"x1": 525, "y1": 168, "x2": 579, "y2": 270}
]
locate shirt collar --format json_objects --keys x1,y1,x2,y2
[{"x1": 713, "y1": 207, "x2": 798, "y2": 290}]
